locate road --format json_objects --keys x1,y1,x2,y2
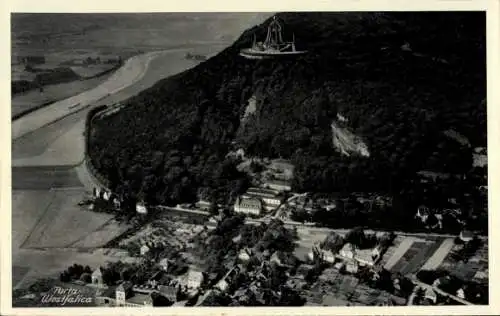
[{"x1": 162, "y1": 205, "x2": 473, "y2": 242}]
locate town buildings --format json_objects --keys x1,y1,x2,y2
[
  {"x1": 238, "y1": 248, "x2": 252, "y2": 262},
  {"x1": 96, "y1": 281, "x2": 180, "y2": 307},
  {"x1": 96, "y1": 281, "x2": 154, "y2": 307}
]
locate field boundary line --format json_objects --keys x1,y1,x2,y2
[
  {"x1": 65, "y1": 217, "x2": 117, "y2": 249},
  {"x1": 19, "y1": 190, "x2": 56, "y2": 249}
]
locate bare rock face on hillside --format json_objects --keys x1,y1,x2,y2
[{"x1": 331, "y1": 120, "x2": 370, "y2": 158}]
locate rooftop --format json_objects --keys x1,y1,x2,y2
[
  {"x1": 264, "y1": 179, "x2": 292, "y2": 186},
  {"x1": 460, "y1": 230, "x2": 474, "y2": 238},
  {"x1": 245, "y1": 188, "x2": 282, "y2": 199},
  {"x1": 341, "y1": 243, "x2": 355, "y2": 253},
  {"x1": 188, "y1": 270, "x2": 204, "y2": 281},
  {"x1": 355, "y1": 248, "x2": 376, "y2": 263}
]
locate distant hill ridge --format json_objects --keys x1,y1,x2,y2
[{"x1": 88, "y1": 12, "x2": 486, "y2": 206}]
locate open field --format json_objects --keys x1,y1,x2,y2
[
  {"x1": 12, "y1": 190, "x2": 55, "y2": 251},
  {"x1": 379, "y1": 235, "x2": 405, "y2": 267},
  {"x1": 12, "y1": 266, "x2": 31, "y2": 289},
  {"x1": 12, "y1": 119, "x2": 86, "y2": 167},
  {"x1": 421, "y1": 238, "x2": 455, "y2": 270},
  {"x1": 383, "y1": 237, "x2": 417, "y2": 270},
  {"x1": 71, "y1": 219, "x2": 130, "y2": 248},
  {"x1": 22, "y1": 189, "x2": 115, "y2": 248},
  {"x1": 12, "y1": 166, "x2": 84, "y2": 190},
  {"x1": 295, "y1": 227, "x2": 332, "y2": 248}
]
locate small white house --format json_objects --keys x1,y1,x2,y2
[
  {"x1": 136, "y1": 203, "x2": 148, "y2": 214},
  {"x1": 339, "y1": 243, "x2": 355, "y2": 259},
  {"x1": 215, "y1": 279, "x2": 229, "y2": 292},
  {"x1": 459, "y1": 230, "x2": 474, "y2": 242},
  {"x1": 334, "y1": 262, "x2": 344, "y2": 270},
  {"x1": 321, "y1": 250, "x2": 336, "y2": 263},
  {"x1": 140, "y1": 244, "x2": 150, "y2": 256},
  {"x1": 345, "y1": 261, "x2": 359, "y2": 274},
  {"x1": 113, "y1": 198, "x2": 121, "y2": 209},
  {"x1": 354, "y1": 246, "x2": 381, "y2": 266},
  {"x1": 232, "y1": 234, "x2": 242, "y2": 243},
  {"x1": 270, "y1": 251, "x2": 282, "y2": 265},
  {"x1": 425, "y1": 288, "x2": 437, "y2": 304},
  {"x1": 238, "y1": 248, "x2": 251, "y2": 262},
  {"x1": 456, "y1": 288, "x2": 465, "y2": 299},
  {"x1": 159, "y1": 258, "x2": 170, "y2": 271}
]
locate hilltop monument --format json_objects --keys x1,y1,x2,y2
[{"x1": 240, "y1": 15, "x2": 307, "y2": 60}]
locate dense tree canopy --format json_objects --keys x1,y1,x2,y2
[{"x1": 89, "y1": 12, "x2": 486, "y2": 232}]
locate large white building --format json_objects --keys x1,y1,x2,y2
[
  {"x1": 186, "y1": 270, "x2": 204, "y2": 290},
  {"x1": 243, "y1": 187, "x2": 284, "y2": 211},
  {"x1": 234, "y1": 196, "x2": 262, "y2": 215}
]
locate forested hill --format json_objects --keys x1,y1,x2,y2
[{"x1": 89, "y1": 12, "x2": 486, "y2": 208}]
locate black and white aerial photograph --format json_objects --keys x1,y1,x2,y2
[{"x1": 8, "y1": 8, "x2": 491, "y2": 311}]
